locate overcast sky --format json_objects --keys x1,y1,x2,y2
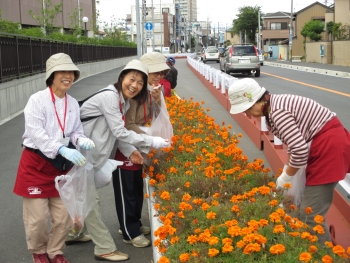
[{"x1": 97, "y1": 0, "x2": 333, "y2": 26}]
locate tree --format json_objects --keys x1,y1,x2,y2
[
  {"x1": 231, "y1": 5, "x2": 262, "y2": 44},
  {"x1": 329, "y1": 22, "x2": 350, "y2": 40},
  {"x1": 300, "y1": 20, "x2": 324, "y2": 42},
  {"x1": 28, "y1": 0, "x2": 63, "y2": 35},
  {"x1": 0, "y1": 9, "x2": 21, "y2": 34}
]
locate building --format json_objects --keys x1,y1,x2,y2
[{"x1": 0, "y1": 0, "x2": 96, "y2": 36}]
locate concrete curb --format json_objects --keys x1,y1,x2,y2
[{"x1": 265, "y1": 61, "x2": 350, "y2": 78}]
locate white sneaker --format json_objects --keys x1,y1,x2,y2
[{"x1": 123, "y1": 234, "x2": 151, "y2": 248}]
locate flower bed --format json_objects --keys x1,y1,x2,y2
[{"x1": 144, "y1": 96, "x2": 350, "y2": 263}]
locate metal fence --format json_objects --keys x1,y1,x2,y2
[{"x1": 0, "y1": 33, "x2": 137, "y2": 83}]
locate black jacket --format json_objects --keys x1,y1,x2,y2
[{"x1": 165, "y1": 66, "x2": 178, "y2": 89}]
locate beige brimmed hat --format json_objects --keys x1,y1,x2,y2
[
  {"x1": 140, "y1": 52, "x2": 170, "y2": 73},
  {"x1": 118, "y1": 59, "x2": 149, "y2": 82},
  {"x1": 46, "y1": 53, "x2": 80, "y2": 82},
  {"x1": 228, "y1": 78, "x2": 266, "y2": 114}
]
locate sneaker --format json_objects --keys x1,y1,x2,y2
[
  {"x1": 32, "y1": 253, "x2": 50, "y2": 263},
  {"x1": 49, "y1": 254, "x2": 70, "y2": 263},
  {"x1": 65, "y1": 234, "x2": 92, "y2": 245},
  {"x1": 94, "y1": 250, "x2": 129, "y2": 261},
  {"x1": 118, "y1": 226, "x2": 151, "y2": 235},
  {"x1": 123, "y1": 234, "x2": 151, "y2": 248}
]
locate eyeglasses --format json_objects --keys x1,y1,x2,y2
[{"x1": 152, "y1": 71, "x2": 168, "y2": 77}]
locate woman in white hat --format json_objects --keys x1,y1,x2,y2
[
  {"x1": 228, "y1": 78, "x2": 350, "y2": 245},
  {"x1": 112, "y1": 52, "x2": 171, "y2": 248},
  {"x1": 13, "y1": 53, "x2": 95, "y2": 263},
  {"x1": 67, "y1": 59, "x2": 170, "y2": 261}
]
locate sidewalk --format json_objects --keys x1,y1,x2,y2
[{"x1": 264, "y1": 59, "x2": 350, "y2": 78}]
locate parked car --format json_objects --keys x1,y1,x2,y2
[
  {"x1": 257, "y1": 49, "x2": 264, "y2": 66},
  {"x1": 219, "y1": 43, "x2": 261, "y2": 77},
  {"x1": 202, "y1": 47, "x2": 220, "y2": 63}
]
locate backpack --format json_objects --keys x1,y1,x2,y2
[{"x1": 78, "y1": 89, "x2": 114, "y2": 122}]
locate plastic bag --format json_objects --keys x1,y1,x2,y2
[
  {"x1": 286, "y1": 166, "x2": 306, "y2": 208},
  {"x1": 94, "y1": 159, "x2": 123, "y2": 189},
  {"x1": 55, "y1": 152, "x2": 96, "y2": 237}
]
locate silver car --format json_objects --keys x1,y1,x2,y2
[
  {"x1": 219, "y1": 44, "x2": 261, "y2": 77},
  {"x1": 202, "y1": 47, "x2": 220, "y2": 63}
]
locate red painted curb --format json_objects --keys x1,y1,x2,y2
[{"x1": 186, "y1": 60, "x2": 350, "y2": 248}]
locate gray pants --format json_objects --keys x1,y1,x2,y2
[{"x1": 298, "y1": 182, "x2": 337, "y2": 245}]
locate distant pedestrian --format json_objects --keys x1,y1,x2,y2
[
  {"x1": 269, "y1": 47, "x2": 273, "y2": 58},
  {"x1": 159, "y1": 56, "x2": 178, "y2": 97},
  {"x1": 13, "y1": 53, "x2": 95, "y2": 263},
  {"x1": 228, "y1": 78, "x2": 350, "y2": 245}
]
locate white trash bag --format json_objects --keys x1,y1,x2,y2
[{"x1": 94, "y1": 159, "x2": 123, "y2": 189}]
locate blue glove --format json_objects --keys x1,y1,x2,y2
[
  {"x1": 58, "y1": 146, "x2": 86, "y2": 166},
  {"x1": 78, "y1": 137, "x2": 95, "y2": 150}
]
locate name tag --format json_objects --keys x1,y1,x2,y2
[{"x1": 59, "y1": 137, "x2": 70, "y2": 147}]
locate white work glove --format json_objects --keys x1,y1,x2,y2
[
  {"x1": 78, "y1": 137, "x2": 95, "y2": 150},
  {"x1": 151, "y1": 136, "x2": 170, "y2": 149},
  {"x1": 276, "y1": 171, "x2": 293, "y2": 190},
  {"x1": 58, "y1": 146, "x2": 86, "y2": 166}
]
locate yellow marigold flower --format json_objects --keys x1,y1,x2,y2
[
  {"x1": 222, "y1": 243, "x2": 234, "y2": 253},
  {"x1": 321, "y1": 255, "x2": 333, "y2": 263},
  {"x1": 273, "y1": 224, "x2": 285, "y2": 234},
  {"x1": 305, "y1": 206, "x2": 313, "y2": 215},
  {"x1": 187, "y1": 235, "x2": 197, "y2": 244},
  {"x1": 206, "y1": 211, "x2": 216, "y2": 220},
  {"x1": 332, "y1": 245, "x2": 345, "y2": 257},
  {"x1": 182, "y1": 193, "x2": 191, "y2": 201},
  {"x1": 299, "y1": 252, "x2": 312, "y2": 262},
  {"x1": 314, "y1": 215, "x2": 324, "y2": 224},
  {"x1": 158, "y1": 256, "x2": 170, "y2": 263},
  {"x1": 269, "y1": 244, "x2": 286, "y2": 255},
  {"x1": 170, "y1": 236, "x2": 179, "y2": 244},
  {"x1": 308, "y1": 245, "x2": 318, "y2": 253},
  {"x1": 160, "y1": 191, "x2": 170, "y2": 201},
  {"x1": 184, "y1": 181, "x2": 191, "y2": 188},
  {"x1": 208, "y1": 248, "x2": 219, "y2": 257},
  {"x1": 313, "y1": 225, "x2": 325, "y2": 234},
  {"x1": 179, "y1": 253, "x2": 190, "y2": 262}
]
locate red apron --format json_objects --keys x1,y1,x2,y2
[
  {"x1": 13, "y1": 149, "x2": 70, "y2": 198},
  {"x1": 306, "y1": 117, "x2": 350, "y2": 185}
]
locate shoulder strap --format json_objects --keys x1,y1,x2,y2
[{"x1": 79, "y1": 89, "x2": 115, "y2": 122}]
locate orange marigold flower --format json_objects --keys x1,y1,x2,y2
[
  {"x1": 308, "y1": 245, "x2": 318, "y2": 253},
  {"x1": 288, "y1": 232, "x2": 301, "y2": 237},
  {"x1": 208, "y1": 248, "x2": 219, "y2": 257},
  {"x1": 154, "y1": 238, "x2": 161, "y2": 247},
  {"x1": 170, "y1": 236, "x2": 179, "y2": 244},
  {"x1": 194, "y1": 228, "x2": 201, "y2": 233},
  {"x1": 178, "y1": 211, "x2": 185, "y2": 218},
  {"x1": 268, "y1": 200, "x2": 278, "y2": 207},
  {"x1": 269, "y1": 212, "x2": 281, "y2": 223},
  {"x1": 332, "y1": 245, "x2": 345, "y2": 257},
  {"x1": 324, "y1": 241, "x2": 333, "y2": 248},
  {"x1": 222, "y1": 238, "x2": 233, "y2": 245},
  {"x1": 243, "y1": 243, "x2": 261, "y2": 254},
  {"x1": 347, "y1": 246, "x2": 350, "y2": 255},
  {"x1": 313, "y1": 225, "x2": 325, "y2": 234},
  {"x1": 208, "y1": 236, "x2": 219, "y2": 245},
  {"x1": 160, "y1": 191, "x2": 171, "y2": 201},
  {"x1": 211, "y1": 200, "x2": 219, "y2": 206},
  {"x1": 158, "y1": 256, "x2": 170, "y2": 263},
  {"x1": 191, "y1": 250, "x2": 199, "y2": 257},
  {"x1": 283, "y1": 183, "x2": 292, "y2": 189},
  {"x1": 154, "y1": 203, "x2": 160, "y2": 210},
  {"x1": 184, "y1": 181, "x2": 191, "y2": 188},
  {"x1": 231, "y1": 205, "x2": 240, "y2": 212},
  {"x1": 149, "y1": 179, "x2": 157, "y2": 186},
  {"x1": 222, "y1": 243, "x2": 234, "y2": 253},
  {"x1": 187, "y1": 235, "x2": 197, "y2": 244},
  {"x1": 301, "y1": 232, "x2": 312, "y2": 240},
  {"x1": 258, "y1": 186, "x2": 270, "y2": 195},
  {"x1": 321, "y1": 255, "x2": 333, "y2": 263},
  {"x1": 269, "y1": 244, "x2": 286, "y2": 255},
  {"x1": 201, "y1": 202, "x2": 210, "y2": 211},
  {"x1": 182, "y1": 193, "x2": 191, "y2": 201},
  {"x1": 206, "y1": 211, "x2": 216, "y2": 220},
  {"x1": 144, "y1": 193, "x2": 149, "y2": 198},
  {"x1": 305, "y1": 207, "x2": 313, "y2": 215},
  {"x1": 228, "y1": 226, "x2": 241, "y2": 237},
  {"x1": 314, "y1": 215, "x2": 324, "y2": 224},
  {"x1": 236, "y1": 240, "x2": 246, "y2": 249},
  {"x1": 290, "y1": 204, "x2": 296, "y2": 210},
  {"x1": 179, "y1": 253, "x2": 190, "y2": 262},
  {"x1": 259, "y1": 219, "x2": 269, "y2": 227},
  {"x1": 220, "y1": 175, "x2": 227, "y2": 181},
  {"x1": 152, "y1": 191, "x2": 157, "y2": 197},
  {"x1": 192, "y1": 198, "x2": 202, "y2": 205},
  {"x1": 273, "y1": 224, "x2": 285, "y2": 234},
  {"x1": 212, "y1": 193, "x2": 220, "y2": 198},
  {"x1": 299, "y1": 252, "x2": 312, "y2": 262}
]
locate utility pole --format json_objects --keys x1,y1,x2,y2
[
  {"x1": 136, "y1": 0, "x2": 141, "y2": 58},
  {"x1": 258, "y1": 10, "x2": 261, "y2": 50},
  {"x1": 289, "y1": 0, "x2": 293, "y2": 62},
  {"x1": 152, "y1": 0, "x2": 154, "y2": 50}
]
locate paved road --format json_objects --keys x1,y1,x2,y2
[{"x1": 1, "y1": 58, "x2": 349, "y2": 262}]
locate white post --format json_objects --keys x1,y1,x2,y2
[
  {"x1": 261, "y1": 116, "x2": 268, "y2": 134},
  {"x1": 274, "y1": 136, "x2": 283, "y2": 149}
]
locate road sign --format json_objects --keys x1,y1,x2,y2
[
  {"x1": 145, "y1": 22, "x2": 153, "y2": 31},
  {"x1": 146, "y1": 31, "x2": 153, "y2": 39}
]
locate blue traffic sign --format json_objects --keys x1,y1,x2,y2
[{"x1": 145, "y1": 22, "x2": 153, "y2": 31}]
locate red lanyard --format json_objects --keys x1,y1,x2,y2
[
  {"x1": 49, "y1": 87, "x2": 67, "y2": 138},
  {"x1": 119, "y1": 91, "x2": 125, "y2": 124}
]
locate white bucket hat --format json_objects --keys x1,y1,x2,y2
[
  {"x1": 118, "y1": 59, "x2": 149, "y2": 84},
  {"x1": 46, "y1": 53, "x2": 80, "y2": 82},
  {"x1": 228, "y1": 78, "x2": 266, "y2": 114},
  {"x1": 140, "y1": 52, "x2": 170, "y2": 73}
]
